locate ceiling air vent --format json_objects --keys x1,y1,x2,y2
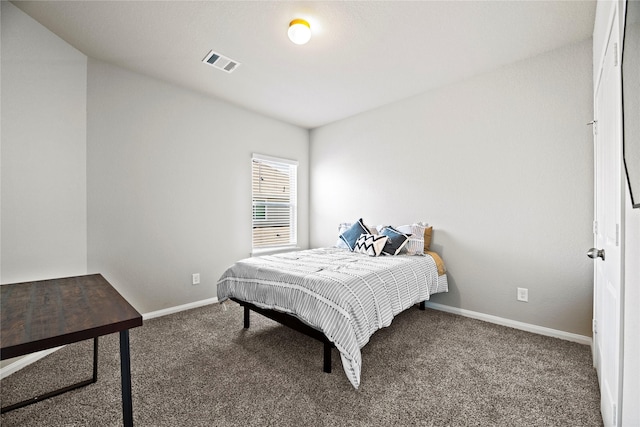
[{"x1": 202, "y1": 50, "x2": 240, "y2": 74}]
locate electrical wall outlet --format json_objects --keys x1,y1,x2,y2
[
  {"x1": 517, "y1": 287, "x2": 528, "y2": 302},
  {"x1": 192, "y1": 273, "x2": 200, "y2": 285}
]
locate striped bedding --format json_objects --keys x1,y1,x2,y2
[{"x1": 216, "y1": 247, "x2": 448, "y2": 389}]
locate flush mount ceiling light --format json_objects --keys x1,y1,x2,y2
[{"x1": 288, "y1": 19, "x2": 311, "y2": 45}]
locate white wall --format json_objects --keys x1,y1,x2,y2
[
  {"x1": 87, "y1": 59, "x2": 309, "y2": 313},
  {"x1": 310, "y1": 40, "x2": 594, "y2": 336},
  {"x1": 1, "y1": 1, "x2": 87, "y2": 284}
]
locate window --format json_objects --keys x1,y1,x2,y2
[{"x1": 252, "y1": 154, "x2": 298, "y2": 250}]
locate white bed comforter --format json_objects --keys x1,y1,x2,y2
[{"x1": 216, "y1": 247, "x2": 448, "y2": 389}]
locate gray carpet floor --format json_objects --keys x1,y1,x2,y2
[{"x1": 1, "y1": 302, "x2": 602, "y2": 426}]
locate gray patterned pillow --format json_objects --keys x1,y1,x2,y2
[{"x1": 396, "y1": 223, "x2": 428, "y2": 255}]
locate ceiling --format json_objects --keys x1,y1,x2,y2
[{"x1": 12, "y1": 1, "x2": 597, "y2": 129}]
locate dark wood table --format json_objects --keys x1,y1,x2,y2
[{"x1": 1, "y1": 274, "x2": 142, "y2": 426}]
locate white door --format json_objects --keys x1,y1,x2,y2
[{"x1": 592, "y1": 16, "x2": 624, "y2": 427}]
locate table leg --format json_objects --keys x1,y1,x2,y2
[
  {"x1": 0, "y1": 337, "x2": 99, "y2": 414},
  {"x1": 119, "y1": 330, "x2": 134, "y2": 427},
  {"x1": 93, "y1": 337, "x2": 99, "y2": 382}
]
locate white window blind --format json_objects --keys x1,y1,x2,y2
[{"x1": 252, "y1": 154, "x2": 298, "y2": 249}]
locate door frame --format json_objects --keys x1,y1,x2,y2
[{"x1": 592, "y1": 2, "x2": 626, "y2": 425}]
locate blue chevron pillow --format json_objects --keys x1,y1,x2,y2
[{"x1": 353, "y1": 234, "x2": 388, "y2": 257}]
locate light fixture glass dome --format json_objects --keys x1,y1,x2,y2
[{"x1": 288, "y1": 19, "x2": 311, "y2": 45}]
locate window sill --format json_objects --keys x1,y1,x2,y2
[{"x1": 251, "y1": 246, "x2": 300, "y2": 257}]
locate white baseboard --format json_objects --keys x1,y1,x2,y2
[
  {"x1": 142, "y1": 297, "x2": 218, "y2": 320},
  {"x1": 423, "y1": 301, "x2": 593, "y2": 346},
  {"x1": 0, "y1": 297, "x2": 220, "y2": 379}
]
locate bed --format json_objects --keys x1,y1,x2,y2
[{"x1": 217, "y1": 241, "x2": 448, "y2": 389}]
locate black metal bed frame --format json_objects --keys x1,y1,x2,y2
[{"x1": 231, "y1": 298, "x2": 426, "y2": 373}]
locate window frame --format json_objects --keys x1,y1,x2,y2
[{"x1": 251, "y1": 153, "x2": 298, "y2": 254}]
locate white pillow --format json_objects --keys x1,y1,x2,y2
[
  {"x1": 334, "y1": 222, "x2": 351, "y2": 248},
  {"x1": 396, "y1": 222, "x2": 428, "y2": 255}
]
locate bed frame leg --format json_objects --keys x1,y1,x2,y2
[
  {"x1": 323, "y1": 342, "x2": 332, "y2": 373},
  {"x1": 243, "y1": 306, "x2": 250, "y2": 329},
  {"x1": 419, "y1": 301, "x2": 426, "y2": 310}
]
